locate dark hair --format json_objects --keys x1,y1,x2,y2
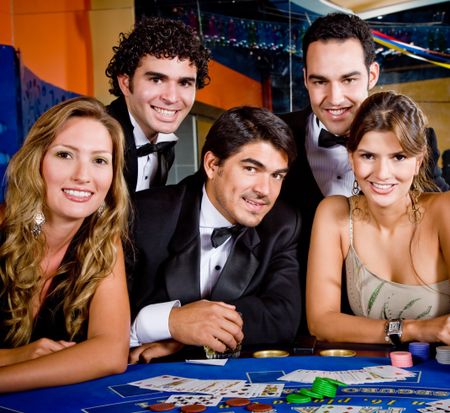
[
  {"x1": 106, "y1": 16, "x2": 211, "y2": 96},
  {"x1": 348, "y1": 91, "x2": 434, "y2": 192},
  {"x1": 302, "y1": 13, "x2": 376, "y2": 71},
  {"x1": 201, "y1": 106, "x2": 296, "y2": 168}
]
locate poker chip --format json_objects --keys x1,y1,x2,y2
[
  {"x1": 148, "y1": 403, "x2": 176, "y2": 412},
  {"x1": 226, "y1": 398, "x2": 251, "y2": 407},
  {"x1": 298, "y1": 388, "x2": 323, "y2": 399},
  {"x1": 286, "y1": 393, "x2": 311, "y2": 404},
  {"x1": 246, "y1": 403, "x2": 274, "y2": 412},
  {"x1": 320, "y1": 378, "x2": 348, "y2": 387},
  {"x1": 390, "y1": 351, "x2": 413, "y2": 368},
  {"x1": 408, "y1": 342, "x2": 430, "y2": 362},
  {"x1": 436, "y1": 346, "x2": 450, "y2": 365},
  {"x1": 311, "y1": 377, "x2": 337, "y2": 398},
  {"x1": 181, "y1": 404, "x2": 207, "y2": 413}
]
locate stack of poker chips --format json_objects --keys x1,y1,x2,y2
[
  {"x1": 408, "y1": 342, "x2": 430, "y2": 362},
  {"x1": 436, "y1": 346, "x2": 450, "y2": 365},
  {"x1": 389, "y1": 351, "x2": 413, "y2": 368},
  {"x1": 286, "y1": 377, "x2": 347, "y2": 404}
]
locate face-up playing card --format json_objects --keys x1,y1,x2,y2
[
  {"x1": 363, "y1": 365, "x2": 415, "y2": 380},
  {"x1": 165, "y1": 394, "x2": 223, "y2": 407},
  {"x1": 130, "y1": 375, "x2": 202, "y2": 392},
  {"x1": 427, "y1": 399, "x2": 450, "y2": 411}
]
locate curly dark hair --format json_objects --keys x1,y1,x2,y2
[
  {"x1": 303, "y1": 13, "x2": 376, "y2": 72},
  {"x1": 106, "y1": 16, "x2": 211, "y2": 96}
]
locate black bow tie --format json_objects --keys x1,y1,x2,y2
[
  {"x1": 318, "y1": 129, "x2": 347, "y2": 148},
  {"x1": 211, "y1": 225, "x2": 244, "y2": 248},
  {"x1": 136, "y1": 141, "x2": 176, "y2": 157}
]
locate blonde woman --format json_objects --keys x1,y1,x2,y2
[
  {"x1": 307, "y1": 91, "x2": 450, "y2": 345},
  {"x1": 0, "y1": 97, "x2": 130, "y2": 392}
]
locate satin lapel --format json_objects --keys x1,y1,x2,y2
[
  {"x1": 210, "y1": 227, "x2": 260, "y2": 301},
  {"x1": 108, "y1": 97, "x2": 139, "y2": 193},
  {"x1": 156, "y1": 146, "x2": 175, "y2": 186},
  {"x1": 164, "y1": 176, "x2": 203, "y2": 303}
]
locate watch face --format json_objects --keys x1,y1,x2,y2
[{"x1": 388, "y1": 320, "x2": 401, "y2": 334}]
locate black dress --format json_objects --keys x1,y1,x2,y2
[{"x1": 0, "y1": 224, "x2": 89, "y2": 347}]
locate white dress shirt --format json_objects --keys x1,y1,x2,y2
[
  {"x1": 130, "y1": 186, "x2": 235, "y2": 347},
  {"x1": 305, "y1": 113, "x2": 354, "y2": 197},
  {"x1": 129, "y1": 113, "x2": 177, "y2": 192}
]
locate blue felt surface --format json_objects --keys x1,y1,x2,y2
[{"x1": 0, "y1": 356, "x2": 448, "y2": 413}]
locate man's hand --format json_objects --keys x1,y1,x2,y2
[
  {"x1": 168, "y1": 300, "x2": 243, "y2": 352},
  {"x1": 129, "y1": 340, "x2": 184, "y2": 364}
]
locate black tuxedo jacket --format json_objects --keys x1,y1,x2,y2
[
  {"x1": 106, "y1": 96, "x2": 175, "y2": 195},
  {"x1": 129, "y1": 172, "x2": 302, "y2": 345}
]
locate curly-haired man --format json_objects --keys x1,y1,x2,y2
[{"x1": 106, "y1": 17, "x2": 210, "y2": 193}]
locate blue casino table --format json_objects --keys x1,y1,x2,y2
[{"x1": 0, "y1": 355, "x2": 448, "y2": 413}]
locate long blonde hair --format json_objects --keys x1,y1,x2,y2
[{"x1": 0, "y1": 97, "x2": 129, "y2": 346}]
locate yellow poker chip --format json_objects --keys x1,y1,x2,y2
[
  {"x1": 319, "y1": 349, "x2": 356, "y2": 357},
  {"x1": 253, "y1": 350, "x2": 289, "y2": 358}
]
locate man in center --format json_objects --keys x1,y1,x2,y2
[{"x1": 128, "y1": 106, "x2": 301, "y2": 361}]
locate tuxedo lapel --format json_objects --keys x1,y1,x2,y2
[
  {"x1": 210, "y1": 227, "x2": 260, "y2": 301},
  {"x1": 107, "y1": 97, "x2": 138, "y2": 193},
  {"x1": 164, "y1": 176, "x2": 203, "y2": 303},
  {"x1": 154, "y1": 146, "x2": 175, "y2": 186}
]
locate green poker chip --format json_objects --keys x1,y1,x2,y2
[
  {"x1": 298, "y1": 388, "x2": 323, "y2": 399},
  {"x1": 312, "y1": 377, "x2": 337, "y2": 398},
  {"x1": 321, "y1": 378, "x2": 347, "y2": 387},
  {"x1": 286, "y1": 393, "x2": 311, "y2": 404}
]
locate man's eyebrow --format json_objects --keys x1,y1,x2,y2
[
  {"x1": 240, "y1": 158, "x2": 289, "y2": 174},
  {"x1": 144, "y1": 71, "x2": 168, "y2": 79},
  {"x1": 143, "y1": 71, "x2": 196, "y2": 83},
  {"x1": 308, "y1": 71, "x2": 362, "y2": 82},
  {"x1": 240, "y1": 158, "x2": 265, "y2": 168}
]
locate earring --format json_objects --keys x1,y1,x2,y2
[
  {"x1": 352, "y1": 179, "x2": 360, "y2": 196},
  {"x1": 32, "y1": 211, "x2": 45, "y2": 237},
  {"x1": 409, "y1": 180, "x2": 422, "y2": 223},
  {"x1": 97, "y1": 202, "x2": 106, "y2": 217}
]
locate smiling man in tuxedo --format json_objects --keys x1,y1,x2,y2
[
  {"x1": 105, "y1": 17, "x2": 210, "y2": 195},
  {"x1": 128, "y1": 106, "x2": 301, "y2": 362}
]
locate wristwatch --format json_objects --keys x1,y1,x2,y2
[{"x1": 385, "y1": 319, "x2": 403, "y2": 346}]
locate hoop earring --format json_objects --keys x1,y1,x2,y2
[
  {"x1": 409, "y1": 180, "x2": 422, "y2": 223},
  {"x1": 352, "y1": 179, "x2": 360, "y2": 196},
  {"x1": 32, "y1": 211, "x2": 45, "y2": 237}
]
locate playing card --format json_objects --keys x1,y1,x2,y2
[
  {"x1": 130, "y1": 375, "x2": 198, "y2": 390},
  {"x1": 427, "y1": 400, "x2": 450, "y2": 411},
  {"x1": 363, "y1": 365, "x2": 415, "y2": 380},
  {"x1": 165, "y1": 393, "x2": 223, "y2": 406}
]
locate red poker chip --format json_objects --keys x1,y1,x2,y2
[
  {"x1": 181, "y1": 404, "x2": 207, "y2": 413},
  {"x1": 148, "y1": 403, "x2": 176, "y2": 412},
  {"x1": 226, "y1": 398, "x2": 251, "y2": 407},
  {"x1": 246, "y1": 403, "x2": 273, "y2": 412}
]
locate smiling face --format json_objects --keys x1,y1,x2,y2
[
  {"x1": 204, "y1": 141, "x2": 289, "y2": 227},
  {"x1": 349, "y1": 130, "x2": 423, "y2": 208},
  {"x1": 304, "y1": 38, "x2": 379, "y2": 137},
  {"x1": 42, "y1": 117, "x2": 113, "y2": 225},
  {"x1": 118, "y1": 55, "x2": 197, "y2": 141}
]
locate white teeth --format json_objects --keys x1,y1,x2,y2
[
  {"x1": 372, "y1": 183, "x2": 393, "y2": 189},
  {"x1": 63, "y1": 189, "x2": 92, "y2": 197},
  {"x1": 154, "y1": 107, "x2": 176, "y2": 116},
  {"x1": 328, "y1": 108, "x2": 346, "y2": 116}
]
